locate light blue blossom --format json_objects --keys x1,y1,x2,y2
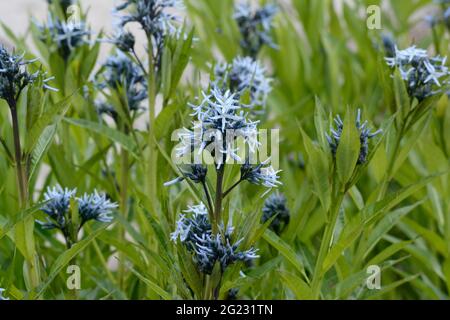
[
  {"x1": 164, "y1": 164, "x2": 208, "y2": 186},
  {"x1": 240, "y1": 159, "x2": 282, "y2": 196},
  {"x1": 0, "y1": 46, "x2": 56, "y2": 105},
  {"x1": 234, "y1": 2, "x2": 278, "y2": 57},
  {"x1": 35, "y1": 13, "x2": 91, "y2": 61},
  {"x1": 39, "y1": 186, "x2": 116, "y2": 237},
  {"x1": 385, "y1": 46, "x2": 450, "y2": 101},
  {"x1": 180, "y1": 87, "x2": 260, "y2": 167},
  {"x1": 213, "y1": 56, "x2": 272, "y2": 110},
  {"x1": 115, "y1": 0, "x2": 185, "y2": 76},
  {"x1": 39, "y1": 186, "x2": 76, "y2": 230},
  {"x1": 97, "y1": 50, "x2": 147, "y2": 117},
  {"x1": 326, "y1": 109, "x2": 382, "y2": 165},
  {"x1": 77, "y1": 191, "x2": 118, "y2": 225},
  {"x1": 105, "y1": 30, "x2": 136, "y2": 53},
  {"x1": 116, "y1": 0, "x2": 184, "y2": 37},
  {"x1": 262, "y1": 192, "x2": 290, "y2": 234},
  {"x1": 171, "y1": 203, "x2": 258, "y2": 274}
]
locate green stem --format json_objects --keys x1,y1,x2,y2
[
  {"x1": 118, "y1": 148, "x2": 129, "y2": 291},
  {"x1": 213, "y1": 165, "x2": 225, "y2": 233},
  {"x1": 310, "y1": 191, "x2": 345, "y2": 299},
  {"x1": 147, "y1": 36, "x2": 157, "y2": 212},
  {"x1": 10, "y1": 101, "x2": 41, "y2": 291},
  {"x1": 201, "y1": 180, "x2": 214, "y2": 217},
  {"x1": 222, "y1": 179, "x2": 242, "y2": 198},
  {"x1": 378, "y1": 125, "x2": 404, "y2": 200},
  {"x1": 10, "y1": 103, "x2": 27, "y2": 206},
  {"x1": 203, "y1": 275, "x2": 212, "y2": 300},
  {"x1": 65, "y1": 228, "x2": 79, "y2": 300}
]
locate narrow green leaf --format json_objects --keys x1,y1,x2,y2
[
  {"x1": 263, "y1": 229, "x2": 307, "y2": 279},
  {"x1": 336, "y1": 108, "x2": 360, "y2": 185},
  {"x1": 64, "y1": 118, "x2": 137, "y2": 157},
  {"x1": 34, "y1": 224, "x2": 110, "y2": 298}
]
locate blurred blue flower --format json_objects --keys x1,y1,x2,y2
[
  {"x1": 97, "y1": 51, "x2": 147, "y2": 116},
  {"x1": 35, "y1": 13, "x2": 91, "y2": 61},
  {"x1": 385, "y1": 46, "x2": 450, "y2": 101},
  {"x1": 106, "y1": 30, "x2": 136, "y2": 53},
  {"x1": 116, "y1": 0, "x2": 184, "y2": 37},
  {"x1": 213, "y1": 56, "x2": 272, "y2": 110},
  {"x1": 262, "y1": 192, "x2": 290, "y2": 234},
  {"x1": 234, "y1": 2, "x2": 278, "y2": 57}
]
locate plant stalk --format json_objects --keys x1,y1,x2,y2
[
  {"x1": 310, "y1": 191, "x2": 345, "y2": 299},
  {"x1": 377, "y1": 125, "x2": 404, "y2": 200},
  {"x1": 213, "y1": 165, "x2": 225, "y2": 233},
  {"x1": 147, "y1": 35, "x2": 158, "y2": 213},
  {"x1": 118, "y1": 147, "x2": 129, "y2": 290},
  {"x1": 10, "y1": 103, "x2": 28, "y2": 206},
  {"x1": 10, "y1": 101, "x2": 41, "y2": 291}
]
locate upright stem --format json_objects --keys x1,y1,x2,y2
[
  {"x1": 10, "y1": 102, "x2": 27, "y2": 206},
  {"x1": 201, "y1": 180, "x2": 213, "y2": 216},
  {"x1": 147, "y1": 36, "x2": 157, "y2": 212},
  {"x1": 118, "y1": 147, "x2": 129, "y2": 290},
  {"x1": 311, "y1": 191, "x2": 345, "y2": 299},
  {"x1": 377, "y1": 125, "x2": 404, "y2": 200},
  {"x1": 65, "y1": 231, "x2": 79, "y2": 300},
  {"x1": 9, "y1": 100, "x2": 41, "y2": 292},
  {"x1": 213, "y1": 165, "x2": 225, "y2": 233}
]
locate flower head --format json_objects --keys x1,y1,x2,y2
[
  {"x1": 0, "y1": 288, "x2": 9, "y2": 301},
  {"x1": 77, "y1": 191, "x2": 118, "y2": 224},
  {"x1": 47, "y1": 0, "x2": 73, "y2": 10},
  {"x1": 97, "y1": 51, "x2": 147, "y2": 114},
  {"x1": 1, "y1": 46, "x2": 55, "y2": 105},
  {"x1": 164, "y1": 164, "x2": 208, "y2": 186},
  {"x1": 385, "y1": 46, "x2": 450, "y2": 101},
  {"x1": 240, "y1": 159, "x2": 282, "y2": 196},
  {"x1": 326, "y1": 109, "x2": 382, "y2": 165},
  {"x1": 179, "y1": 87, "x2": 260, "y2": 167},
  {"x1": 171, "y1": 203, "x2": 258, "y2": 274},
  {"x1": 213, "y1": 56, "x2": 272, "y2": 110},
  {"x1": 39, "y1": 186, "x2": 76, "y2": 230},
  {"x1": 39, "y1": 186, "x2": 116, "y2": 233},
  {"x1": 262, "y1": 192, "x2": 290, "y2": 234},
  {"x1": 234, "y1": 2, "x2": 278, "y2": 57},
  {"x1": 107, "y1": 30, "x2": 136, "y2": 53},
  {"x1": 116, "y1": 0, "x2": 184, "y2": 38},
  {"x1": 35, "y1": 13, "x2": 91, "y2": 61}
]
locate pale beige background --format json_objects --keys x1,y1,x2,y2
[{"x1": 0, "y1": 0, "x2": 114, "y2": 39}]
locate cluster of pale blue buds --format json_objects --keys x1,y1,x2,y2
[
  {"x1": 39, "y1": 186, "x2": 117, "y2": 238},
  {"x1": 385, "y1": 46, "x2": 450, "y2": 101},
  {"x1": 233, "y1": 2, "x2": 278, "y2": 58},
  {"x1": 213, "y1": 56, "x2": 272, "y2": 111},
  {"x1": 171, "y1": 203, "x2": 258, "y2": 274},
  {"x1": 35, "y1": 13, "x2": 91, "y2": 61},
  {"x1": 326, "y1": 109, "x2": 382, "y2": 165}
]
